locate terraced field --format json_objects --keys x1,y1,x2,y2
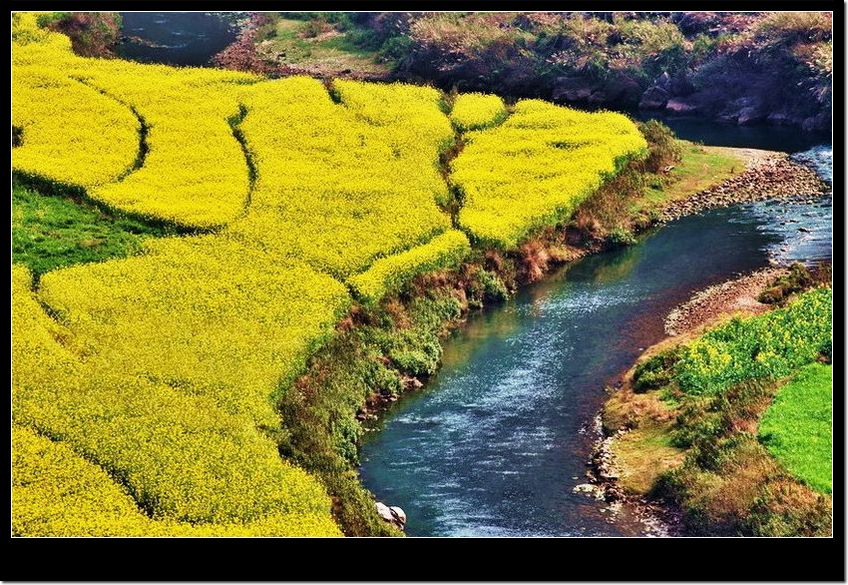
[{"x1": 11, "y1": 12, "x2": 648, "y2": 536}]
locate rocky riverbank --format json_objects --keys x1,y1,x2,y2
[
  {"x1": 573, "y1": 413, "x2": 683, "y2": 536},
  {"x1": 579, "y1": 268, "x2": 781, "y2": 536},
  {"x1": 660, "y1": 150, "x2": 830, "y2": 221},
  {"x1": 664, "y1": 267, "x2": 788, "y2": 336}
]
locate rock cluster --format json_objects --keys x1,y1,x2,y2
[
  {"x1": 661, "y1": 154, "x2": 830, "y2": 222},
  {"x1": 583, "y1": 428, "x2": 626, "y2": 504}
]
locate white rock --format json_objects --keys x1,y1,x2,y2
[
  {"x1": 389, "y1": 506, "x2": 406, "y2": 525},
  {"x1": 375, "y1": 502, "x2": 394, "y2": 522}
]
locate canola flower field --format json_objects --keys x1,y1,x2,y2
[
  {"x1": 676, "y1": 287, "x2": 832, "y2": 395},
  {"x1": 11, "y1": 12, "x2": 647, "y2": 536}
]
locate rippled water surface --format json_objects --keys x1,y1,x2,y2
[{"x1": 359, "y1": 146, "x2": 832, "y2": 537}]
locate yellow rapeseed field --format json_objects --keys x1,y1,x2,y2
[
  {"x1": 450, "y1": 92, "x2": 508, "y2": 131},
  {"x1": 452, "y1": 99, "x2": 647, "y2": 248},
  {"x1": 230, "y1": 76, "x2": 454, "y2": 277},
  {"x1": 12, "y1": 66, "x2": 140, "y2": 187},
  {"x1": 11, "y1": 12, "x2": 645, "y2": 536}
]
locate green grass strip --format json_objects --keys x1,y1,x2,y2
[{"x1": 760, "y1": 363, "x2": 832, "y2": 494}]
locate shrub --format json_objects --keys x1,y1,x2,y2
[
  {"x1": 757, "y1": 262, "x2": 814, "y2": 304},
  {"x1": 608, "y1": 227, "x2": 638, "y2": 247},
  {"x1": 636, "y1": 119, "x2": 682, "y2": 174},
  {"x1": 633, "y1": 350, "x2": 680, "y2": 392}
]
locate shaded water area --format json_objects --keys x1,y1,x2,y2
[
  {"x1": 359, "y1": 146, "x2": 832, "y2": 536},
  {"x1": 117, "y1": 12, "x2": 239, "y2": 66},
  {"x1": 634, "y1": 111, "x2": 831, "y2": 152}
]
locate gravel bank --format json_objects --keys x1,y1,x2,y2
[{"x1": 661, "y1": 150, "x2": 830, "y2": 222}]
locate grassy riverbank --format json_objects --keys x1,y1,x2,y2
[{"x1": 601, "y1": 269, "x2": 832, "y2": 536}]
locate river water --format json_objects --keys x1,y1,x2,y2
[
  {"x1": 359, "y1": 144, "x2": 832, "y2": 537},
  {"x1": 117, "y1": 12, "x2": 239, "y2": 66}
]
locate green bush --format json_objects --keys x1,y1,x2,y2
[
  {"x1": 608, "y1": 227, "x2": 637, "y2": 247},
  {"x1": 636, "y1": 120, "x2": 682, "y2": 174},
  {"x1": 632, "y1": 351, "x2": 678, "y2": 392}
]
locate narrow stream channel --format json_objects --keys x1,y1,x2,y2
[{"x1": 359, "y1": 145, "x2": 832, "y2": 537}]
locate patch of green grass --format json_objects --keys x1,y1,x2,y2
[
  {"x1": 258, "y1": 18, "x2": 391, "y2": 77},
  {"x1": 576, "y1": 135, "x2": 744, "y2": 237},
  {"x1": 760, "y1": 363, "x2": 832, "y2": 494},
  {"x1": 12, "y1": 180, "x2": 170, "y2": 276},
  {"x1": 633, "y1": 140, "x2": 742, "y2": 213},
  {"x1": 611, "y1": 421, "x2": 685, "y2": 495}
]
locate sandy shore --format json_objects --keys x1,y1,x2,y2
[{"x1": 664, "y1": 267, "x2": 789, "y2": 337}]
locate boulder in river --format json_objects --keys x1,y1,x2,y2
[
  {"x1": 376, "y1": 501, "x2": 394, "y2": 522},
  {"x1": 665, "y1": 98, "x2": 698, "y2": 114},
  {"x1": 390, "y1": 506, "x2": 407, "y2": 525},
  {"x1": 376, "y1": 501, "x2": 407, "y2": 528}
]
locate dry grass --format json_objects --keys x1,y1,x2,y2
[{"x1": 611, "y1": 423, "x2": 685, "y2": 495}]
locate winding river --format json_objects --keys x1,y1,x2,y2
[
  {"x1": 107, "y1": 20, "x2": 832, "y2": 536},
  {"x1": 359, "y1": 144, "x2": 832, "y2": 537}
]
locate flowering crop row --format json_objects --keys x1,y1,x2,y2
[
  {"x1": 12, "y1": 13, "x2": 257, "y2": 228},
  {"x1": 13, "y1": 265, "x2": 343, "y2": 530},
  {"x1": 13, "y1": 424, "x2": 341, "y2": 536},
  {"x1": 452, "y1": 99, "x2": 647, "y2": 249},
  {"x1": 450, "y1": 93, "x2": 508, "y2": 131},
  {"x1": 676, "y1": 287, "x2": 832, "y2": 395},
  {"x1": 84, "y1": 70, "x2": 254, "y2": 229},
  {"x1": 38, "y1": 237, "x2": 351, "y2": 428},
  {"x1": 348, "y1": 229, "x2": 471, "y2": 303},
  {"x1": 12, "y1": 66, "x2": 139, "y2": 187},
  {"x1": 231, "y1": 77, "x2": 455, "y2": 278}
]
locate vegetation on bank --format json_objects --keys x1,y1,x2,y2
[
  {"x1": 223, "y1": 12, "x2": 831, "y2": 131},
  {"x1": 36, "y1": 11, "x2": 122, "y2": 58},
  {"x1": 12, "y1": 12, "x2": 745, "y2": 537},
  {"x1": 603, "y1": 279, "x2": 833, "y2": 536},
  {"x1": 239, "y1": 14, "x2": 393, "y2": 78}
]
